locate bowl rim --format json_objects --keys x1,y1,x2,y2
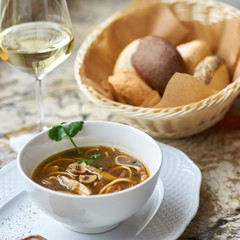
[
  {"x1": 74, "y1": 0, "x2": 240, "y2": 119},
  {"x1": 17, "y1": 120, "x2": 162, "y2": 199}
]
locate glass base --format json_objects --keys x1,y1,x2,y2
[
  {"x1": 9, "y1": 131, "x2": 38, "y2": 153},
  {"x1": 8, "y1": 124, "x2": 47, "y2": 153}
]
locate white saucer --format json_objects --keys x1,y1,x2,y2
[{"x1": 0, "y1": 142, "x2": 201, "y2": 240}]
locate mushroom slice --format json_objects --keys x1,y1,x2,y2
[
  {"x1": 67, "y1": 162, "x2": 86, "y2": 174},
  {"x1": 59, "y1": 176, "x2": 92, "y2": 195},
  {"x1": 79, "y1": 174, "x2": 97, "y2": 184}
]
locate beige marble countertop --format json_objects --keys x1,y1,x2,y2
[{"x1": 0, "y1": 0, "x2": 240, "y2": 239}]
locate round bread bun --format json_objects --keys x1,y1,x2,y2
[
  {"x1": 113, "y1": 39, "x2": 140, "y2": 74},
  {"x1": 177, "y1": 40, "x2": 212, "y2": 74},
  {"x1": 132, "y1": 35, "x2": 186, "y2": 95},
  {"x1": 193, "y1": 55, "x2": 230, "y2": 91},
  {"x1": 108, "y1": 71, "x2": 156, "y2": 106}
]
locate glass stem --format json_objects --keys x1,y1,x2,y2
[{"x1": 35, "y1": 77, "x2": 45, "y2": 131}]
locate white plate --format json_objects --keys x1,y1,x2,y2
[{"x1": 0, "y1": 142, "x2": 201, "y2": 240}]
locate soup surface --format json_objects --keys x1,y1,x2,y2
[{"x1": 32, "y1": 146, "x2": 149, "y2": 195}]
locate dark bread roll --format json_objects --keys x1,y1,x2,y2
[{"x1": 132, "y1": 35, "x2": 186, "y2": 95}]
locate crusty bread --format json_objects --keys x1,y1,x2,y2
[
  {"x1": 177, "y1": 40, "x2": 212, "y2": 74},
  {"x1": 193, "y1": 55, "x2": 230, "y2": 91},
  {"x1": 108, "y1": 71, "x2": 161, "y2": 106}
]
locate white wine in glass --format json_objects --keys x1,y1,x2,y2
[{"x1": 0, "y1": 0, "x2": 74, "y2": 152}]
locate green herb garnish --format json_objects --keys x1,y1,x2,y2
[
  {"x1": 77, "y1": 153, "x2": 103, "y2": 165},
  {"x1": 48, "y1": 121, "x2": 102, "y2": 165},
  {"x1": 77, "y1": 159, "x2": 94, "y2": 165},
  {"x1": 91, "y1": 153, "x2": 103, "y2": 159},
  {"x1": 48, "y1": 121, "x2": 84, "y2": 155}
]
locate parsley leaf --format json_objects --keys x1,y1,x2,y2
[
  {"x1": 48, "y1": 121, "x2": 84, "y2": 154},
  {"x1": 48, "y1": 121, "x2": 102, "y2": 166},
  {"x1": 67, "y1": 121, "x2": 84, "y2": 137},
  {"x1": 48, "y1": 124, "x2": 67, "y2": 142}
]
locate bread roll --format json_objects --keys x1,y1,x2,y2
[
  {"x1": 108, "y1": 71, "x2": 161, "y2": 106},
  {"x1": 177, "y1": 40, "x2": 212, "y2": 74},
  {"x1": 113, "y1": 39, "x2": 140, "y2": 74},
  {"x1": 132, "y1": 35, "x2": 186, "y2": 95},
  {"x1": 193, "y1": 56, "x2": 230, "y2": 91}
]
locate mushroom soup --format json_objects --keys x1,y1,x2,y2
[{"x1": 32, "y1": 145, "x2": 149, "y2": 195}]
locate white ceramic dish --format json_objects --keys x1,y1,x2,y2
[
  {"x1": 0, "y1": 142, "x2": 201, "y2": 240},
  {"x1": 17, "y1": 121, "x2": 162, "y2": 234}
]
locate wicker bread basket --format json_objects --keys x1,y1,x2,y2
[{"x1": 74, "y1": 0, "x2": 240, "y2": 138}]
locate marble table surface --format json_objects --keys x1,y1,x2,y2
[{"x1": 0, "y1": 0, "x2": 240, "y2": 239}]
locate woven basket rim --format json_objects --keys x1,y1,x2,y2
[{"x1": 74, "y1": 0, "x2": 240, "y2": 120}]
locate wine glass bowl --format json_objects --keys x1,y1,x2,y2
[
  {"x1": 0, "y1": 0, "x2": 74, "y2": 151},
  {"x1": 0, "y1": 0, "x2": 74, "y2": 79},
  {"x1": 0, "y1": 22, "x2": 74, "y2": 78}
]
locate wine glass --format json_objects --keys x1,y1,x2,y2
[{"x1": 0, "y1": 0, "x2": 74, "y2": 152}]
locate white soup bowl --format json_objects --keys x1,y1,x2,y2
[{"x1": 17, "y1": 121, "x2": 162, "y2": 234}]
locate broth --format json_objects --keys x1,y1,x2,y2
[{"x1": 32, "y1": 146, "x2": 149, "y2": 195}]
